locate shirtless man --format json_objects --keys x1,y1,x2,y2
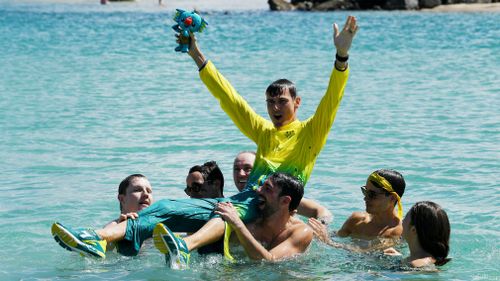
[
  {"x1": 233, "y1": 151, "x2": 332, "y2": 223},
  {"x1": 154, "y1": 172, "x2": 312, "y2": 267},
  {"x1": 309, "y1": 169, "x2": 405, "y2": 251}
]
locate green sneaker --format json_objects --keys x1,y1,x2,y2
[
  {"x1": 153, "y1": 223, "x2": 190, "y2": 269},
  {"x1": 51, "y1": 222, "x2": 107, "y2": 259}
]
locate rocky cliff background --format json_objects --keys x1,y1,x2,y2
[{"x1": 268, "y1": 0, "x2": 499, "y2": 11}]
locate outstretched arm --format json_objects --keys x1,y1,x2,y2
[
  {"x1": 178, "y1": 32, "x2": 268, "y2": 143},
  {"x1": 187, "y1": 32, "x2": 206, "y2": 69},
  {"x1": 297, "y1": 198, "x2": 333, "y2": 224},
  {"x1": 306, "y1": 16, "x2": 359, "y2": 148}
]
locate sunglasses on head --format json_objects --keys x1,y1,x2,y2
[{"x1": 360, "y1": 186, "x2": 388, "y2": 200}]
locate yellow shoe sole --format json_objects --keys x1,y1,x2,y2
[{"x1": 153, "y1": 223, "x2": 171, "y2": 254}]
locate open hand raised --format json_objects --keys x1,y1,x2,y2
[{"x1": 334, "y1": 16, "x2": 359, "y2": 57}]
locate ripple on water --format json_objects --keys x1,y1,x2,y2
[{"x1": 0, "y1": 5, "x2": 499, "y2": 281}]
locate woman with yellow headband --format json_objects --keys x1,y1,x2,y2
[{"x1": 309, "y1": 169, "x2": 406, "y2": 251}]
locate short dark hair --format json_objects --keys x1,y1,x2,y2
[
  {"x1": 266, "y1": 79, "x2": 297, "y2": 99},
  {"x1": 118, "y1": 174, "x2": 147, "y2": 211},
  {"x1": 269, "y1": 172, "x2": 304, "y2": 212},
  {"x1": 188, "y1": 161, "x2": 224, "y2": 196},
  {"x1": 370, "y1": 169, "x2": 406, "y2": 199},
  {"x1": 118, "y1": 174, "x2": 147, "y2": 195},
  {"x1": 408, "y1": 201, "x2": 451, "y2": 266}
]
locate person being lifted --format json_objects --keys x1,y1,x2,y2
[
  {"x1": 155, "y1": 16, "x2": 359, "y2": 267},
  {"x1": 50, "y1": 16, "x2": 358, "y2": 265}
]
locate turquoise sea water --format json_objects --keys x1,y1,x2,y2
[{"x1": 1, "y1": 1, "x2": 499, "y2": 280}]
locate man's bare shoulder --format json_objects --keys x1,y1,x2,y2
[
  {"x1": 337, "y1": 211, "x2": 369, "y2": 237},
  {"x1": 381, "y1": 219, "x2": 403, "y2": 238},
  {"x1": 289, "y1": 216, "x2": 312, "y2": 233},
  {"x1": 347, "y1": 211, "x2": 370, "y2": 225},
  {"x1": 288, "y1": 217, "x2": 313, "y2": 245}
]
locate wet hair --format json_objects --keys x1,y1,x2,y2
[
  {"x1": 266, "y1": 79, "x2": 297, "y2": 99},
  {"x1": 370, "y1": 169, "x2": 406, "y2": 200},
  {"x1": 188, "y1": 161, "x2": 224, "y2": 196},
  {"x1": 118, "y1": 174, "x2": 147, "y2": 211},
  {"x1": 269, "y1": 172, "x2": 304, "y2": 212},
  {"x1": 409, "y1": 201, "x2": 451, "y2": 266}
]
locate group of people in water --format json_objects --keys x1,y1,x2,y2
[{"x1": 51, "y1": 15, "x2": 451, "y2": 271}]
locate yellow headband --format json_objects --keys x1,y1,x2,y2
[{"x1": 368, "y1": 172, "x2": 403, "y2": 219}]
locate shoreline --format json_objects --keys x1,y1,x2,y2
[
  {"x1": 421, "y1": 3, "x2": 500, "y2": 12},
  {"x1": 2, "y1": 0, "x2": 499, "y2": 12}
]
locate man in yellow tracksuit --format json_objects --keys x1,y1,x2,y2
[
  {"x1": 51, "y1": 16, "x2": 359, "y2": 264},
  {"x1": 154, "y1": 16, "x2": 359, "y2": 267}
]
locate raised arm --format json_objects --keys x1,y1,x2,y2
[
  {"x1": 334, "y1": 16, "x2": 358, "y2": 71},
  {"x1": 306, "y1": 16, "x2": 359, "y2": 147},
  {"x1": 177, "y1": 32, "x2": 269, "y2": 142},
  {"x1": 181, "y1": 32, "x2": 206, "y2": 69}
]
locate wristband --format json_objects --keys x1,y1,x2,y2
[
  {"x1": 335, "y1": 53, "x2": 349, "y2": 62},
  {"x1": 318, "y1": 215, "x2": 333, "y2": 225},
  {"x1": 334, "y1": 61, "x2": 348, "y2": 72},
  {"x1": 198, "y1": 59, "x2": 208, "y2": 71}
]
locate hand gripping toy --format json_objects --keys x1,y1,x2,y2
[{"x1": 172, "y1": 9, "x2": 207, "y2": 53}]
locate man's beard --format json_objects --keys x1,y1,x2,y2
[{"x1": 261, "y1": 203, "x2": 279, "y2": 219}]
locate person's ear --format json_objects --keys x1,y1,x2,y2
[
  {"x1": 389, "y1": 194, "x2": 397, "y2": 204},
  {"x1": 281, "y1": 195, "x2": 291, "y2": 207},
  {"x1": 213, "y1": 179, "x2": 223, "y2": 195},
  {"x1": 118, "y1": 194, "x2": 125, "y2": 211},
  {"x1": 213, "y1": 179, "x2": 221, "y2": 188},
  {"x1": 294, "y1": 96, "x2": 301, "y2": 110},
  {"x1": 410, "y1": 225, "x2": 417, "y2": 234}
]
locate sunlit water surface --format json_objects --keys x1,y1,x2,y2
[{"x1": 0, "y1": 2, "x2": 499, "y2": 280}]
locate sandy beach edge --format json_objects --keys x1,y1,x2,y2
[{"x1": 3, "y1": 0, "x2": 499, "y2": 12}]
